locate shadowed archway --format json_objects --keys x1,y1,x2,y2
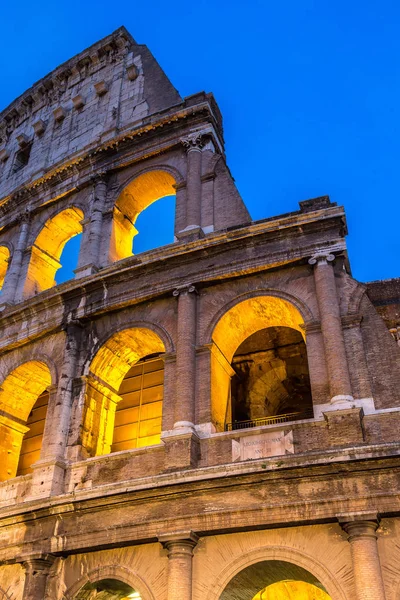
[{"x1": 220, "y1": 560, "x2": 331, "y2": 600}]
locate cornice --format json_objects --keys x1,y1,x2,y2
[{"x1": 0, "y1": 99, "x2": 222, "y2": 223}]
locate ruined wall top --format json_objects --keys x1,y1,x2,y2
[{"x1": 0, "y1": 27, "x2": 183, "y2": 198}]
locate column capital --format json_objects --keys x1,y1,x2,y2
[
  {"x1": 308, "y1": 252, "x2": 335, "y2": 266},
  {"x1": 160, "y1": 531, "x2": 199, "y2": 553},
  {"x1": 22, "y1": 554, "x2": 56, "y2": 572},
  {"x1": 339, "y1": 515, "x2": 380, "y2": 540},
  {"x1": 173, "y1": 283, "x2": 198, "y2": 297},
  {"x1": 181, "y1": 132, "x2": 205, "y2": 152},
  {"x1": 90, "y1": 169, "x2": 108, "y2": 185}
]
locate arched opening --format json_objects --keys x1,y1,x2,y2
[
  {"x1": 84, "y1": 327, "x2": 165, "y2": 457},
  {"x1": 24, "y1": 207, "x2": 84, "y2": 296},
  {"x1": 0, "y1": 360, "x2": 51, "y2": 480},
  {"x1": 220, "y1": 560, "x2": 332, "y2": 600},
  {"x1": 0, "y1": 246, "x2": 10, "y2": 292},
  {"x1": 253, "y1": 580, "x2": 331, "y2": 599},
  {"x1": 230, "y1": 327, "x2": 312, "y2": 428},
  {"x1": 56, "y1": 232, "x2": 83, "y2": 284},
  {"x1": 74, "y1": 578, "x2": 141, "y2": 599},
  {"x1": 210, "y1": 296, "x2": 313, "y2": 431},
  {"x1": 110, "y1": 170, "x2": 176, "y2": 262}
]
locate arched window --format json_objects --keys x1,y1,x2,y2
[
  {"x1": 0, "y1": 361, "x2": 51, "y2": 480},
  {"x1": 211, "y1": 296, "x2": 313, "y2": 431},
  {"x1": 24, "y1": 207, "x2": 83, "y2": 297},
  {"x1": 0, "y1": 246, "x2": 10, "y2": 292},
  {"x1": 85, "y1": 327, "x2": 165, "y2": 457},
  {"x1": 110, "y1": 170, "x2": 176, "y2": 262}
]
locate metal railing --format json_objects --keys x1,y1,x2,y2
[{"x1": 225, "y1": 409, "x2": 314, "y2": 431}]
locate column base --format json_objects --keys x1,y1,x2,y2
[
  {"x1": 161, "y1": 427, "x2": 200, "y2": 470},
  {"x1": 74, "y1": 263, "x2": 99, "y2": 279},
  {"x1": 176, "y1": 225, "x2": 205, "y2": 243},
  {"x1": 331, "y1": 394, "x2": 354, "y2": 407},
  {"x1": 25, "y1": 458, "x2": 67, "y2": 500}
]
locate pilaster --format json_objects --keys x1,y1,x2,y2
[
  {"x1": 160, "y1": 531, "x2": 198, "y2": 600},
  {"x1": 309, "y1": 252, "x2": 353, "y2": 407},
  {"x1": 340, "y1": 515, "x2": 386, "y2": 600}
]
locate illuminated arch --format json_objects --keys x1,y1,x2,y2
[
  {"x1": 209, "y1": 295, "x2": 308, "y2": 430},
  {"x1": 0, "y1": 246, "x2": 10, "y2": 291},
  {"x1": 24, "y1": 206, "x2": 84, "y2": 296},
  {"x1": 253, "y1": 580, "x2": 331, "y2": 599},
  {"x1": 206, "y1": 547, "x2": 347, "y2": 600},
  {"x1": 0, "y1": 360, "x2": 52, "y2": 480},
  {"x1": 110, "y1": 169, "x2": 176, "y2": 262},
  {"x1": 83, "y1": 327, "x2": 166, "y2": 456},
  {"x1": 64, "y1": 565, "x2": 155, "y2": 600}
]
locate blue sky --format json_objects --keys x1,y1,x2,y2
[{"x1": 1, "y1": 0, "x2": 400, "y2": 282}]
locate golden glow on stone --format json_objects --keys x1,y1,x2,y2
[
  {"x1": 0, "y1": 246, "x2": 9, "y2": 290},
  {"x1": 86, "y1": 328, "x2": 165, "y2": 456},
  {"x1": 25, "y1": 206, "x2": 84, "y2": 296},
  {"x1": 252, "y1": 580, "x2": 331, "y2": 600},
  {"x1": 111, "y1": 170, "x2": 176, "y2": 262},
  {"x1": 0, "y1": 361, "x2": 51, "y2": 481},
  {"x1": 210, "y1": 296, "x2": 305, "y2": 430}
]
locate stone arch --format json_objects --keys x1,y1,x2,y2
[
  {"x1": 83, "y1": 319, "x2": 174, "y2": 376},
  {"x1": 81, "y1": 326, "x2": 166, "y2": 456},
  {"x1": 109, "y1": 168, "x2": 178, "y2": 262},
  {"x1": 347, "y1": 281, "x2": 368, "y2": 315},
  {"x1": 206, "y1": 546, "x2": 348, "y2": 600},
  {"x1": 114, "y1": 163, "x2": 185, "y2": 201},
  {"x1": 208, "y1": 293, "x2": 313, "y2": 430},
  {"x1": 204, "y1": 289, "x2": 314, "y2": 347},
  {"x1": 64, "y1": 565, "x2": 155, "y2": 600},
  {"x1": 0, "y1": 359, "x2": 52, "y2": 481},
  {"x1": 23, "y1": 206, "x2": 84, "y2": 297}
]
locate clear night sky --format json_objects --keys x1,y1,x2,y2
[{"x1": 1, "y1": 0, "x2": 399, "y2": 283}]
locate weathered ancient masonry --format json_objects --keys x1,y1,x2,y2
[{"x1": 0, "y1": 27, "x2": 399, "y2": 600}]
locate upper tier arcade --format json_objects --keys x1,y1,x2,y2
[{"x1": 0, "y1": 28, "x2": 250, "y2": 305}]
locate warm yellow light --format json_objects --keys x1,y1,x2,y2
[
  {"x1": 0, "y1": 361, "x2": 51, "y2": 481},
  {"x1": 252, "y1": 580, "x2": 331, "y2": 600},
  {"x1": 110, "y1": 170, "x2": 176, "y2": 262},
  {"x1": 0, "y1": 245, "x2": 10, "y2": 290},
  {"x1": 210, "y1": 296, "x2": 305, "y2": 430},
  {"x1": 24, "y1": 206, "x2": 83, "y2": 296},
  {"x1": 86, "y1": 328, "x2": 165, "y2": 456}
]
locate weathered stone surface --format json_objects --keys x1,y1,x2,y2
[{"x1": 0, "y1": 26, "x2": 399, "y2": 600}]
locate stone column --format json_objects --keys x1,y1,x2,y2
[
  {"x1": 308, "y1": 253, "x2": 353, "y2": 405},
  {"x1": 173, "y1": 285, "x2": 197, "y2": 429},
  {"x1": 180, "y1": 133, "x2": 204, "y2": 234},
  {"x1": 341, "y1": 518, "x2": 386, "y2": 600},
  {"x1": 161, "y1": 532, "x2": 198, "y2": 600},
  {"x1": 28, "y1": 322, "x2": 82, "y2": 498},
  {"x1": 75, "y1": 172, "x2": 108, "y2": 277},
  {"x1": 1, "y1": 211, "x2": 31, "y2": 306},
  {"x1": 161, "y1": 286, "x2": 200, "y2": 469},
  {"x1": 22, "y1": 555, "x2": 55, "y2": 600},
  {"x1": 44, "y1": 321, "x2": 82, "y2": 460}
]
